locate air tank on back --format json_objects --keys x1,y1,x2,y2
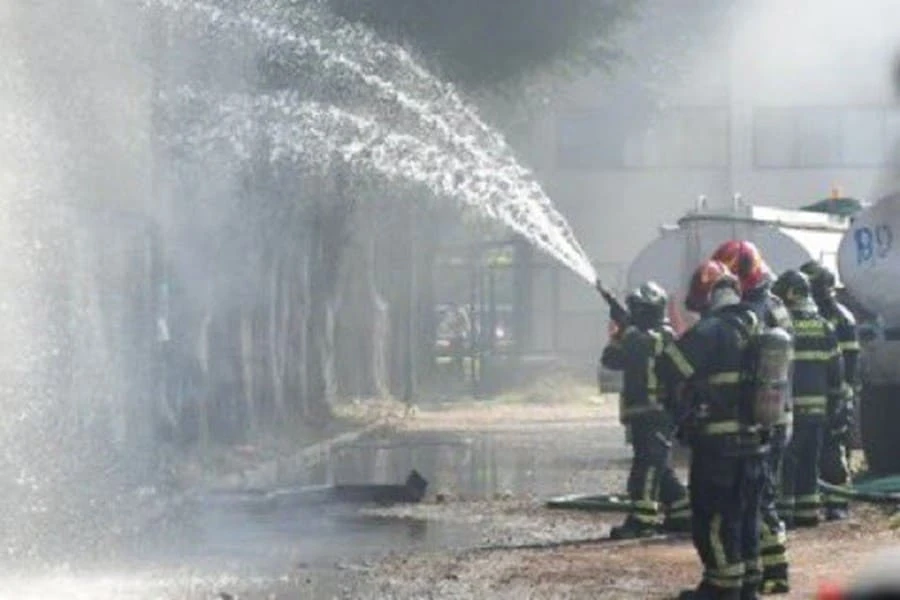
[{"x1": 837, "y1": 192, "x2": 900, "y2": 474}]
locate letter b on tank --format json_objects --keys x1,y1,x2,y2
[{"x1": 855, "y1": 225, "x2": 893, "y2": 266}]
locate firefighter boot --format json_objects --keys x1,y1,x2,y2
[
  {"x1": 759, "y1": 579, "x2": 790, "y2": 595},
  {"x1": 609, "y1": 516, "x2": 660, "y2": 540}
]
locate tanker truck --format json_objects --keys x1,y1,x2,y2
[
  {"x1": 837, "y1": 192, "x2": 900, "y2": 475},
  {"x1": 625, "y1": 197, "x2": 859, "y2": 332}
]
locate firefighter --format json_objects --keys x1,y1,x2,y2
[
  {"x1": 600, "y1": 282, "x2": 690, "y2": 539},
  {"x1": 800, "y1": 260, "x2": 858, "y2": 521},
  {"x1": 659, "y1": 262, "x2": 784, "y2": 600},
  {"x1": 711, "y1": 240, "x2": 792, "y2": 595},
  {"x1": 772, "y1": 270, "x2": 844, "y2": 533}
]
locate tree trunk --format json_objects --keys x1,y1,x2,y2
[
  {"x1": 268, "y1": 253, "x2": 288, "y2": 421},
  {"x1": 195, "y1": 307, "x2": 213, "y2": 447},
  {"x1": 336, "y1": 208, "x2": 389, "y2": 399},
  {"x1": 415, "y1": 212, "x2": 442, "y2": 384},
  {"x1": 384, "y1": 203, "x2": 412, "y2": 397},
  {"x1": 292, "y1": 249, "x2": 310, "y2": 415},
  {"x1": 239, "y1": 306, "x2": 258, "y2": 435},
  {"x1": 304, "y1": 167, "x2": 355, "y2": 423},
  {"x1": 306, "y1": 248, "x2": 337, "y2": 423}
]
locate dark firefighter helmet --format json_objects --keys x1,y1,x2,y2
[
  {"x1": 799, "y1": 260, "x2": 837, "y2": 299},
  {"x1": 772, "y1": 269, "x2": 813, "y2": 309},
  {"x1": 626, "y1": 281, "x2": 668, "y2": 324}
]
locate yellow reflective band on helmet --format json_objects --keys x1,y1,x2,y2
[
  {"x1": 666, "y1": 344, "x2": 695, "y2": 378},
  {"x1": 707, "y1": 372, "x2": 741, "y2": 385}
]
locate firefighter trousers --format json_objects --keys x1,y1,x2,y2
[
  {"x1": 689, "y1": 448, "x2": 765, "y2": 597},
  {"x1": 780, "y1": 420, "x2": 824, "y2": 527},
  {"x1": 626, "y1": 413, "x2": 688, "y2": 527},
  {"x1": 819, "y1": 431, "x2": 850, "y2": 513},
  {"x1": 759, "y1": 426, "x2": 788, "y2": 584}
]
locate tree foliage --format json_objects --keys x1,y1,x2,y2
[{"x1": 326, "y1": 0, "x2": 639, "y2": 90}]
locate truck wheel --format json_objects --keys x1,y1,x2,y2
[{"x1": 861, "y1": 384, "x2": 900, "y2": 475}]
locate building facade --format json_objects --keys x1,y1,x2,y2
[{"x1": 522, "y1": 0, "x2": 900, "y2": 366}]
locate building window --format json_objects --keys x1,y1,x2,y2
[
  {"x1": 556, "y1": 107, "x2": 729, "y2": 170},
  {"x1": 754, "y1": 106, "x2": 899, "y2": 168}
]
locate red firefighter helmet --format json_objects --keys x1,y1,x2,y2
[
  {"x1": 710, "y1": 240, "x2": 772, "y2": 294},
  {"x1": 685, "y1": 260, "x2": 736, "y2": 314}
]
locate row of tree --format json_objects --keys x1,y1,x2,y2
[{"x1": 150, "y1": 0, "x2": 640, "y2": 446}]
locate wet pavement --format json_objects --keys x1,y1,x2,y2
[{"x1": 0, "y1": 414, "x2": 635, "y2": 599}]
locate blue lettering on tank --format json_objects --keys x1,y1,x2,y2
[
  {"x1": 856, "y1": 227, "x2": 873, "y2": 265},
  {"x1": 856, "y1": 224, "x2": 893, "y2": 265},
  {"x1": 876, "y1": 224, "x2": 893, "y2": 258}
]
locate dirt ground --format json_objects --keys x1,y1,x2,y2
[
  {"x1": 346, "y1": 507, "x2": 898, "y2": 599},
  {"x1": 334, "y1": 390, "x2": 900, "y2": 600}
]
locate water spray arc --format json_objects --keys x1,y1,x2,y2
[
  {"x1": 148, "y1": 0, "x2": 597, "y2": 284},
  {"x1": 167, "y1": 89, "x2": 595, "y2": 282}
]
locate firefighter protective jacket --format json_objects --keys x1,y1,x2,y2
[
  {"x1": 818, "y1": 298, "x2": 859, "y2": 389},
  {"x1": 601, "y1": 324, "x2": 675, "y2": 423},
  {"x1": 787, "y1": 308, "x2": 844, "y2": 421},
  {"x1": 658, "y1": 303, "x2": 768, "y2": 456}
]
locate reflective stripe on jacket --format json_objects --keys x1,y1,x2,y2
[{"x1": 789, "y1": 311, "x2": 844, "y2": 420}]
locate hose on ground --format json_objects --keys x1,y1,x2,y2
[
  {"x1": 546, "y1": 477, "x2": 900, "y2": 512},
  {"x1": 817, "y1": 478, "x2": 900, "y2": 505}
]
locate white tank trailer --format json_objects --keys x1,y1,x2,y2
[
  {"x1": 838, "y1": 192, "x2": 900, "y2": 475},
  {"x1": 626, "y1": 199, "x2": 853, "y2": 330},
  {"x1": 624, "y1": 196, "x2": 884, "y2": 457}
]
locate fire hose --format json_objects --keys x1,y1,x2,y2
[{"x1": 546, "y1": 477, "x2": 900, "y2": 512}]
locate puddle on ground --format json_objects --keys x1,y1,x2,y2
[
  {"x1": 0, "y1": 422, "x2": 634, "y2": 599},
  {"x1": 324, "y1": 421, "x2": 631, "y2": 500}
]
